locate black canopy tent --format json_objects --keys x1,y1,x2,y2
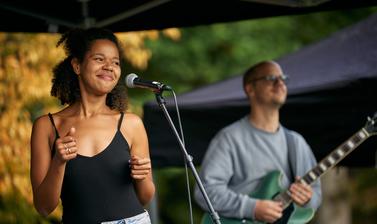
[
  {"x1": 143, "y1": 13, "x2": 377, "y2": 168},
  {"x1": 0, "y1": 0, "x2": 376, "y2": 33},
  {"x1": 1, "y1": 0, "x2": 375, "y2": 167}
]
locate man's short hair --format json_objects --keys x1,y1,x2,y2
[{"x1": 242, "y1": 60, "x2": 279, "y2": 88}]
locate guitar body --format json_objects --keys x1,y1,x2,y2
[{"x1": 201, "y1": 171, "x2": 314, "y2": 224}]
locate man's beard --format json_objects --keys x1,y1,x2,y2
[{"x1": 271, "y1": 97, "x2": 286, "y2": 109}]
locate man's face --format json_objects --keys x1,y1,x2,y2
[{"x1": 247, "y1": 63, "x2": 288, "y2": 108}]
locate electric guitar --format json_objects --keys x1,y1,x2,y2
[{"x1": 201, "y1": 113, "x2": 377, "y2": 224}]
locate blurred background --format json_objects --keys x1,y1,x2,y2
[{"x1": 0, "y1": 2, "x2": 376, "y2": 223}]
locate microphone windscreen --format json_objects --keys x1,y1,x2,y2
[{"x1": 125, "y1": 73, "x2": 138, "y2": 88}]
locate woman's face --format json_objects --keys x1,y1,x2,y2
[{"x1": 76, "y1": 39, "x2": 121, "y2": 95}]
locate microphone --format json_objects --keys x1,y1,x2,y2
[{"x1": 125, "y1": 73, "x2": 172, "y2": 91}]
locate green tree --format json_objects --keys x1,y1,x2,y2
[{"x1": 138, "y1": 8, "x2": 377, "y2": 95}]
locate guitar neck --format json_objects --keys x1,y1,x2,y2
[
  {"x1": 301, "y1": 128, "x2": 370, "y2": 185},
  {"x1": 275, "y1": 127, "x2": 371, "y2": 208}
]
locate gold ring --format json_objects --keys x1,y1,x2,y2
[
  {"x1": 67, "y1": 148, "x2": 71, "y2": 154},
  {"x1": 63, "y1": 143, "x2": 68, "y2": 150}
]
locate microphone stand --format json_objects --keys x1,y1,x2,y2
[{"x1": 154, "y1": 90, "x2": 221, "y2": 224}]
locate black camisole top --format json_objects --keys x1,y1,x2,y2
[{"x1": 48, "y1": 112, "x2": 144, "y2": 223}]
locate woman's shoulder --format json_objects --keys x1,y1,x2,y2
[
  {"x1": 123, "y1": 112, "x2": 143, "y2": 123},
  {"x1": 34, "y1": 110, "x2": 67, "y2": 125},
  {"x1": 122, "y1": 112, "x2": 144, "y2": 129},
  {"x1": 33, "y1": 113, "x2": 53, "y2": 126},
  {"x1": 31, "y1": 113, "x2": 57, "y2": 137},
  {"x1": 120, "y1": 112, "x2": 146, "y2": 137}
]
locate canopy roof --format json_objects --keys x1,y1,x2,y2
[
  {"x1": 0, "y1": 0, "x2": 376, "y2": 33},
  {"x1": 143, "y1": 13, "x2": 377, "y2": 168}
]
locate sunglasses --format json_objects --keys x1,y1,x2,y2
[{"x1": 250, "y1": 74, "x2": 289, "y2": 84}]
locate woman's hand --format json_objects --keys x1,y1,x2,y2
[
  {"x1": 129, "y1": 155, "x2": 151, "y2": 180},
  {"x1": 54, "y1": 127, "x2": 77, "y2": 163}
]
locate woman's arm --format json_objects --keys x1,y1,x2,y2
[
  {"x1": 123, "y1": 113, "x2": 155, "y2": 205},
  {"x1": 30, "y1": 115, "x2": 76, "y2": 216}
]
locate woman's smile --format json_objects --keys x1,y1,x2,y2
[{"x1": 96, "y1": 73, "x2": 115, "y2": 81}]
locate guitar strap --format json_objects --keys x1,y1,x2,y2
[{"x1": 283, "y1": 127, "x2": 296, "y2": 183}]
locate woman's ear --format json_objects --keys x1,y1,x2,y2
[{"x1": 71, "y1": 58, "x2": 80, "y2": 75}]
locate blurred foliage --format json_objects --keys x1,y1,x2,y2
[
  {"x1": 153, "y1": 168, "x2": 203, "y2": 224},
  {"x1": 0, "y1": 5, "x2": 376, "y2": 224},
  {"x1": 350, "y1": 168, "x2": 377, "y2": 224},
  {"x1": 0, "y1": 32, "x2": 62, "y2": 223},
  {"x1": 138, "y1": 7, "x2": 377, "y2": 95}
]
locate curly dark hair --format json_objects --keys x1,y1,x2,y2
[{"x1": 51, "y1": 28, "x2": 128, "y2": 112}]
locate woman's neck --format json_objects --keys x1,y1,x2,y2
[{"x1": 70, "y1": 97, "x2": 110, "y2": 118}]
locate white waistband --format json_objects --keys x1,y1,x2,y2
[{"x1": 101, "y1": 210, "x2": 150, "y2": 224}]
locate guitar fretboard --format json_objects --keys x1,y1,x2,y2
[
  {"x1": 301, "y1": 128, "x2": 369, "y2": 185},
  {"x1": 275, "y1": 128, "x2": 371, "y2": 208}
]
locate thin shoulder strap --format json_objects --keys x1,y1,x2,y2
[
  {"x1": 48, "y1": 113, "x2": 60, "y2": 138},
  {"x1": 117, "y1": 112, "x2": 125, "y2": 130},
  {"x1": 284, "y1": 127, "x2": 295, "y2": 182}
]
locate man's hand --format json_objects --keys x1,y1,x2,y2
[
  {"x1": 289, "y1": 177, "x2": 313, "y2": 206},
  {"x1": 255, "y1": 200, "x2": 283, "y2": 223}
]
